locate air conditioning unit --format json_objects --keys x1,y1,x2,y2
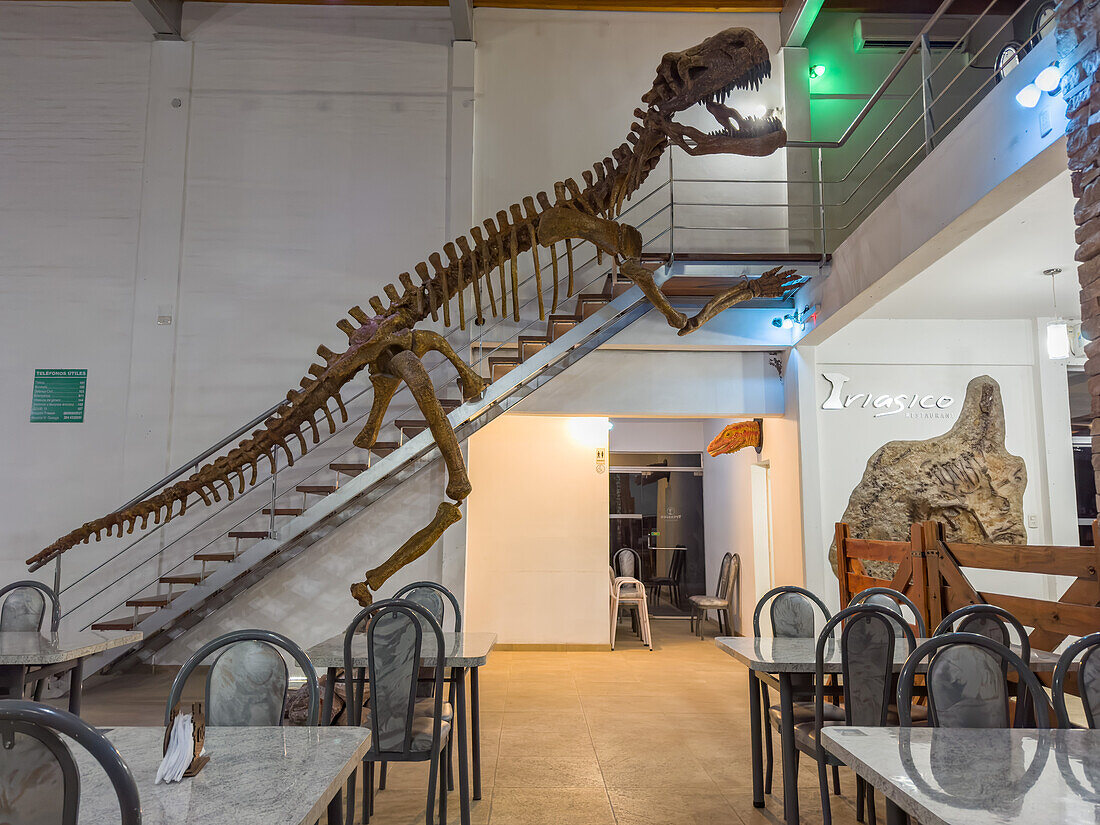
[{"x1": 854, "y1": 16, "x2": 971, "y2": 52}]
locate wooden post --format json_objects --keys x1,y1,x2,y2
[
  {"x1": 907, "y1": 522, "x2": 930, "y2": 635},
  {"x1": 835, "y1": 523, "x2": 853, "y2": 608},
  {"x1": 920, "y1": 521, "x2": 945, "y2": 631}
]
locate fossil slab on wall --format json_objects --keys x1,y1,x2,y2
[{"x1": 829, "y1": 375, "x2": 1027, "y2": 580}]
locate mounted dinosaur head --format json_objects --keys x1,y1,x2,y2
[
  {"x1": 706, "y1": 418, "x2": 763, "y2": 457},
  {"x1": 642, "y1": 28, "x2": 786, "y2": 158}
]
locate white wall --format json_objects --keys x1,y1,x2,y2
[
  {"x1": 799, "y1": 317, "x2": 1077, "y2": 611},
  {"x1": 464, "y1": 414, "x2": 609, "y2": 645}
]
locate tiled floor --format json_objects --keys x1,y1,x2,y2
[{"x1": 76, "y1": 619, "x2": 868, "y2": 825}]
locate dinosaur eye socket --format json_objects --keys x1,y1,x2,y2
[{"x1": 687, "y1": 66, "x2": 706, "y2": 80}]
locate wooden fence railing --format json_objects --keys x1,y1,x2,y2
[{"x1": 837, "y1": 520, "x2": 1100, "y2": 663}]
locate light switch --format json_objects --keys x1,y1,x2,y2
[
  {"x1": 1039, "y1": 109, "x2": 1052, "y2": 138},
  {"x1": 1027, "y1": 514, "x2": 1039, "y2": 529}
]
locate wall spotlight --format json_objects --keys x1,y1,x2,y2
[
  {"x1": 1016, "y1": 83, "x2": 1041, "y2": 108},
  {"x1": 809, "y1": 64, "x2": 826, "y2": 79},
  {"x1": 771, "y1": 305, "x2": 819, "y2": 331},
  {"x1": 1035, "y1": 64, "x2": 1061, "y2": 93}
]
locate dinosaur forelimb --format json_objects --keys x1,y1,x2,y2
[
  {"x1": 387, "y1": 349, "x2": 472, "y2": 502},
  {"x1": 677, "y1": 266, "x2": 801, "y2": 336},
  {"x1": 619, "y1": 260, "x2": 688, "y2": 330},
  {"x1": 351, "y1": 501, "x2": 463, "y2": 607},
  {"x1": 410, "y1": 330, "x2": 489, "y2": 402},
  {"x1": 354, "y1": 371, "x2": 402, "y2": 450}
]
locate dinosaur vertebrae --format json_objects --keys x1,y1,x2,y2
[{"x1": 370, "y1": 111, "x2": 668, "y2": 330}]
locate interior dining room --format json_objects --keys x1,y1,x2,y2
[{"x1": 2, "y1": 0, "x2": 1099, "y2": 824}]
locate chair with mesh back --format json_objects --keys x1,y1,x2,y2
[
  {"x1": 1053, "y1": 631, "x2": 1100, "y2": 728},
  {"x1": 849, "y1": 587, "x2": 927, "y2": 636},
  {"x1": 752, "y1": 585, "x2": 837, "y2": 798},
  {"x1": 610, "y1": 567, "x2": 652, "y2": 650},
  {"x1": 343, "y1": 599, "x2": 450, "y2": 825},
  {"x1": 165, "y1": 629, "x2": 319, "y2": 727},
  {"x1": 613, "y1": 547, "x2": 644, "y2": 581},
  {"x1": 688, "y1": 551, "x2": 740, "y2": 638},
  {"x1": 0, "y1": 699, "x2": 141, "y2": 825},
  {"x1": 898, "y1": 632, "x2": 1049, "y2": 728}
]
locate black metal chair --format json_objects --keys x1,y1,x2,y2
[
  {"x1": 1053, "y1": 631, "x2": 1100, "y2": 728},
  {"x1": 688, "y1": 551, "x2": 740, "y2": 638},
  {"x1": 752, "y1": 585, "x2": 837, "y2": 797},
  {"x1": 0, "y1": 699, "x2": 141, "y2": 824},
  {"x1": 848, "y1": 587, "x2": 927, "y2": 636},
  {"x1": 165, "y1": 629, "x2": 319, "y2": 726},
  {"x1": 802, "y1": 604, "x2": 916, "y2": 825},
  {"x1": 648, "y1": 545, "x2": 686, "y2": 608},
  {"x1": 343, "y1": 599, "x2": 450, "y2": 825},
  {"x1": 0, "y1": 581, "x2": 60, "y2": 634},
  {"x1": 898, "y1": 632, "x2": 1050, "y2": 728},
  {"x1": 934, "y1": 603, "x2": 1031, "y2": 663}
]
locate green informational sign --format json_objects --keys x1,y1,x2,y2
[{"x1": 30, "y1": 369, "x2": 87, "y2": 423}]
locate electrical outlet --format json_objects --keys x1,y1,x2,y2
[{"x1": 1027, "y1": 514, "x2": 1039, "y2": 529}]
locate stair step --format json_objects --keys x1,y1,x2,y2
[
  {"x1": 370, "y1": 441, "x2": 400, "y2": 456},
  {"x1": 518, "y1": 335, "x2": 550, "y2": 361},
  {"x1": 92, "y1": 614, "x2": 153, "y2": 631},
  {"x1": 159, "y1": 574, "x2": 205, "y2": 585},
  {"x1": 330, "y1": 463, "x2": 368, "y2": 477},
  {"x1": 227, "y1": 531, "x2": 269, "y2": 539},
  {"x1": 297, "y1": 485, "x2": 337, "y2": 495},
  {"x1": 611, "y1": 280, "x2": 632, "y2": 298},
  {"x1": 394, "y1": 419, "x2": 428, "y2": 436},
  {"x1": 194, "y1": 552, "x2": 235, "y2": 562},
  {"x1": 439, "y1": 399, "x2": 461, "y2": 411},
  {"x1": 126, "y1": 593, "x2": 180, "y2": 608},
  {"x1": 262, "y1": 507, "x2": 304, "y2": 516},
  {"x1": 578, "y1": 297, "x2": 609, "y2": 319},
  {"x1": 548, "y1": 314, "x2": 580, "y2": 340},
  {"x1": 489, "y1": 355, "x2": 520, "y2": 382}
]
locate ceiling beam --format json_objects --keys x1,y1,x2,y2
[
  {"x1": 131, "y1": 0, "x2": 183, "y2": 39},
  {"x1": 780, "y1": 0, "x2": 823, "y2": 47},
  {"x1": 450, "y1": 0, "x2": 473, "y2": 39}
]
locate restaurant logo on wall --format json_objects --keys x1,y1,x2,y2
[{"x1": 820, "y1": 372, "x2": 957, "y2": 419}]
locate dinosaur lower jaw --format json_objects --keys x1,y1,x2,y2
[{"x1": 663, "y1": 100, "x2": 786, "y2": 157}]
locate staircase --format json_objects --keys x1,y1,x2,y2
[{"x1": 72, "y1": 270, "x2": 647, "y2": 672}]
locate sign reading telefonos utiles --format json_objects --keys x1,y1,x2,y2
[{"x1": 820, "y1": 372, "x2": 956, "y2": 419}]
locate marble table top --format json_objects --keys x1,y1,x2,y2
[
  {"x1": 75, "y1": 726, "x2": 370, "y2": 825},
  {"x1": 716, "y1": 636, "x2": 1062, "y2": 673},
  {"x1": 822, "y1": 727, "x2": 1100, "y2": 825},
  {"x1": 307, "y1": 630, "x2": 497, "y2": 669},
  {"x1": 0, "y1": 629, "x2": 143, "y2": 665}
]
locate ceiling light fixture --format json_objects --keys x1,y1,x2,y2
[
  {"x1": 1016, "y1": 83, "x2": 1041, "y2": 108},
  {"x1": 809, "y1": 64, "x2": 826, "y2": 79},
  {"x1": 771, "y1": 305, "x2": 819, "y2": 331},
  {"x1": 1034, "y1": 63, "x2": 1061, "y2": 93}
]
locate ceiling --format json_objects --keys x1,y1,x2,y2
[
  {"x1": 862, "y1": 170, "x2": 1081, "y2": 321},
  {"x1": 154, "y1": 0, "x2": 786, "y2": 8}
]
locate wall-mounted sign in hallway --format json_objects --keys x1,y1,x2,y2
[
  {"x1": 820, "y1": 372, "x2": 956, "y2": 419},
  {"x1": 30, "y1": 369, "x2": 87, "y2": 423}
]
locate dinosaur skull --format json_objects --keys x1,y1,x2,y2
[{"x1": 642, "y1": 28, "x2": 786, "y2": 157}]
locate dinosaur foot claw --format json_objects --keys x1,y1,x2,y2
[
  {"x1": 350, "y1": 581, "x2": 375, "y2": 607},
  {"x1": 458, "y1": 374, "x2": 489, "y2": 402}
]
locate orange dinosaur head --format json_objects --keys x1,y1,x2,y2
[
  {"x1": 707, "y1": 419, "x2": 763, "y2": 457},
  {"x1": 642, "y1": 28, "x2": 786, "y2": 158}
]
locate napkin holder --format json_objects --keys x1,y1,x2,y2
[{"x1": 164, "y1": 702, "x2": 210, "y2": 778}]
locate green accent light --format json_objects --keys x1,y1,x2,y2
[{"x1": 809, "y1": 64, "x2": 826, "y2": 79}]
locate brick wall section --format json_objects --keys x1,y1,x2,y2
[{"x1": 1058, "y1": 1, "x2": 1100, "y2": 510}]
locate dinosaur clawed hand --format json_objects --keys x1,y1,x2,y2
[
  {"x1": 458, "y1": 372, "x2": 489, "y2": 402},
  {"x1": 676, "y1": 266, "x2": 803, "y2": 337},
  {"x1": 751, "y1": 266, "x2": 802, "y2": 299}
]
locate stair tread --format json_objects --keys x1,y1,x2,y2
[
  {"x1": 126, "y1": 593, "x2": 180, "y2": 607},
  {"x1": 330, "y1": 463, "x2": 368, "y2": 472},
  {"x1": 194, "y1": 552, "x2": 236, "y2": 561},
  {"x1": 488, "y1": 354, "x2": 520, "y2": 364},
  {"x1": 92, "y1": 614, "x2": 153, "y2": 631},
  {"x1": 518, "y1": 335, "x2": 550, "y2": 344},
  {"x1": 394, "y1": 419, "x2": 428, "y2": 428},
  {"x1": 227, "y1": 530, "x2": 269, "y2": 539},
  {"x1": 160, "y1": 574, "x2": 205, "y2": 585},
  {"x1": 297, "y1": 485, "x2": 337, "y2": 494},
  {"x1": 262, "y1": 507, "x2": 303, "y2": 516}
]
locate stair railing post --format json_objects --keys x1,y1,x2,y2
[
  {"x1": 269, "y1": 449, "x2": 278, "y2": 538},
  {"x1": 668, "y1": 150, "x2": 676, "y2": 269},
  {"x1": 920, "y1": 33, "x2": 935, "y2": 156},
  {"x1": 53, "y1": 555, "x2": 62, "y2": 603},
  {"x1": 816, "y1": 147, "x2": 827, "y2": 262}
]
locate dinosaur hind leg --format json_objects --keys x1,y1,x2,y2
[
  {"x1": 620, "y1": 260, "x2": 688, "y2": 331},
  {"x1": 351, "y1": 502, "x2": 463, "y2": 606},
  {"x1": 354, "y1": 371, "x2": 402, "y2": 449},
  {"x1": 388, "y1": 349, "x2": 471, "y2": 501}
]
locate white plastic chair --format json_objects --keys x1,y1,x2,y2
[{"x1": 609, "y1": 566, "x2": 653, "y2": 650}]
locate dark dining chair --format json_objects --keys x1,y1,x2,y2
[
  {"x1": 802, "y1": 604, "x2": 916, "y2": 825},
  {"x1": 1052, "y1": 631, "x2": 1100, "y2": 728},
  {"x1": 688, "y1": 551, "x2": 740, "y2": 638},
  {"x1": 0, "y1": 699, "x2": 141, "y2": 825},
  {"x1": 752, "y1": 585, "x2": 837, "y2": 797},
  {"x1": 165, "y1": 629, "x2": 319, "y2": 726},
  {"x1": 848, "y1": 587, "x2": 927, "y2": 636},
  {"x1": 0, "y1": 580, "x2": 61, "y2": 633},
  {"x1": 934, "y1": 603, "x2": 1031, "y2": 663},
  {"x1": 343, "y1": 599, "x2": 450, "y2": 825},
  {"x1": 648, "y1": 545, "x2": 686, "y2": 608},
  {"x1": 897, "y1": 633, "x2": 1049, "y2": 729}
]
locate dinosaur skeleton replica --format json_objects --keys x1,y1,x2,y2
[{"x1": 29, "y1": 27, "x2": 800, "y2": 607}]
